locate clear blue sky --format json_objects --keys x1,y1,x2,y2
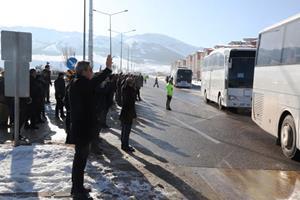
[{"x1": 0, "y1": 0, "x2": 299, "y2": 47}]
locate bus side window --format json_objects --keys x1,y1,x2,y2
[
  {"x1": 282, "y1": 19, "x2": 300, "y2": 65},
  {"x1": 257, "y1": 27, "x2": 284, "y2": 66}
]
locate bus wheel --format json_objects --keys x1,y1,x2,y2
[
  {"x1": 218, "y1": 95, "x2": 223, "y2": 110},
  {"x1": 280, "y1": 115, "x2": 298, "y2": 159}
]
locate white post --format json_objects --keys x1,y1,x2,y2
[
  {"x1": 88, "y1": 0, "x2": 93, "y2": 67},
  {"x1": 127, "y1": 45, "x2": 130, "y2": 73},
  {"x1": 109, "y1": 16, "x2": 112, "y2": 56},
  {"x1": 120, "y1": 33, "x2": 123, "y2": 72},
  {"x1": 83, "y1": 0, "x2": 86, "y2": 60},
  {"x1": 13, "y1": 37, "x2": 20, "y2": 146}
]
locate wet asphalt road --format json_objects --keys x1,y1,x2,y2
[
  {"x1": 133, "y1": 78, "x2": 300, "y2": 170},
  {"x1": 128, "y1": 78, "x2": 300, "y2": 200}
]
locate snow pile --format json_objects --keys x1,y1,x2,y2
[
  {"x1": 0, "y1": 144, "x2": 167, "y2": 199},
  {"x1": 0, "y1": 144, "x2": 73, "y2": 194}
]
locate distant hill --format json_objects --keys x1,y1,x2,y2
[{"x1": 0, "y1": 26, "x2": 201, "y2": 72}]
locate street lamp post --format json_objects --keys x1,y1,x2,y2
[
  {"x1": 110, "y1": 29, "x2": 136, "y2": 72},
  {"x1": 127, "y1": 45, "x2": 130, "y2": 73},
  {"x1": 93, "y1": 9, "x2": 128, "y2": 56},
  {"x1": 120, "y1": 33, "x2": 123, "y2": 72},
  {"x1": 83, "y1": 0, "x2": 86, "y2": 60}
]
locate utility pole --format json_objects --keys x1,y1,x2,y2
[
  {"x1": 83, "y1": 0, "x2": 86, "y2": 60},
  {"x1": 109, "y1": 16, "x2": 112, "y2": 56},
  {"x1": 93, "y1": 9, "x2": 128, "y2": 57},
  {"x1": 120, "y1": 33, "x2": 123, "y2": 72},
  {"x1": 127, "y1": 45, "x2": 130, "y2": 73},
  {"x1": 88, "y1": 0, "x2": 93, "y2": 66}
]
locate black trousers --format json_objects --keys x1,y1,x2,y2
[
  {"x1": 153, "y1": 82, "x2": 159, "y2": 88},
  {"x1": 72, "y1": 143, "x2": 90, "y2": 193},
  {"x1": 136, "y1": 88, "x2": 141, "y2": 101},
  {"x1": 45, "y1": 85, "x2": 50, "y2": 102},
  {"x1": 99, "y1": 108, "x2": 109, "y2": 126},
  {"x1": 29, "y1": 102, "x2": 38, "y2": 126},
  {"x1": 166, "y1": 95, "x2": 172, "y2": 109},
  {"x1": 121, "y1": 123, "x2": 132, "y2": 148},
  {"x1": 55, "y1": 98, "x2": 64, "y2": 117},
  {"x1": 65, "y1": 111, "x2": 72, "y2": 144}
]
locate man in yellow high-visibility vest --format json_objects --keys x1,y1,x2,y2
[{"x1": 166, "y1": 78, "x2": 174, "y2": 111}]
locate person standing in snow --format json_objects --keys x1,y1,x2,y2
[
  {"x1": 69, "y1": 56, "x2": 112, "y2": 199},
  {"x1": 64, "y1": 70, "x2": 75, "y2": 144},
  {"x1": 42, "y1": 63, "x2": 52, "y2": 103},
  {"x1": 119, "y1": 77, "x2": 137, "y2": 152},
  {"x1": 54, "y1": 72, "x2": 66, "y2": 119}
]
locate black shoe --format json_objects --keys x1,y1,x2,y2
[
  {"x1": 122, "y1": 146, "x2": 135, "y2": 152},
  {"x1": 72, "y1": 192, "x2": 93, "y2": 200},
  {"x1": 166, "y1": 108, "x2": 172, "y2": 111},
  {"x1": 71, "y1": 187, "x2": 92, "y2": 195}
]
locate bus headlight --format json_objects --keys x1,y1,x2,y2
[{"x1": 229, "y1": 95, "x2": 238, "y2": 100}]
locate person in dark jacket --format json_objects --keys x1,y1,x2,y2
[
  {"x1": 135, "y1": 74, "x2": 143, "y2": 101},
  {"x1": 115, "y1": 73, "x2": 123, "y2": 107},
  {"x1": 95, "y1": 77, "x2": 110, "y2": 129},
  {"x1": 119, "y1": 77, "x2": 137, "y2": 152},
  {"x1": 54, "y1": 72, "x2": 66, "y2": 118},
  {"x1": 42, "y1": 63, "x2": 52, "y2": 103},
  {"x1": 64, "y1": 70, "x2": 75, "y2": 144},
  {"x1": 28, "y1": 69, "x2": 41, "y2": 129},
  {"x1": 36, "y1": 74, "x2": 46, "y2": 123},
  {"x1": 153, "y1": 76, "x2": 159, "y2": 88},
  {"x1": 69, "y1": 56, "x2": 112, "y2": 199}
]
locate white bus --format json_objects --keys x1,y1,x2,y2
[
  {"x1": 252, "y1": 14, "x2": 300, "y2": 159},
  {"x1": 171, "y1": 67, "x2": 192, "y2": 88},
  {"x1": 202, "y1": 48, "x2": 256, "y2": 110}
]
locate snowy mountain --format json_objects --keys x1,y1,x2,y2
[{"x1": 0, "y1": 26, "x2": 201, "y2": 72}]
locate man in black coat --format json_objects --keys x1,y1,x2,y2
[
  {"x1": 119, "y1": 77, "x2": 137, "y2": 152},
  {"x1": 64, "y1": 70, "x2": 75, "y2": 144},
  {"x1": 69, "y1": 56, "x2": 112, "y2": 199},
  {"x1": 28, "y1": 69, "x2": 42, "y2": 129},
  {"x1": 42, "y1": 63, "x2": 52, "y2": 103},
  {"x1": 54, "y1": 72, "x2": 66, "y2": 118}
]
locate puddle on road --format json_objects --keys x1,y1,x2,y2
[{"x1": 197, "y1": 168, "x2": 300, "y2": 200}]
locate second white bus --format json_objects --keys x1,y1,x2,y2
[{"x1": 202, "y1": 48, "x2": 256, "y2": 110}]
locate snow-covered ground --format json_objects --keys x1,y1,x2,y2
[
  {"x1": 0, "y1": 143, "x2": 168, "y2": 199},
  {"x1": 0, "y1": 86, "x2": 181, "y2": 199}
]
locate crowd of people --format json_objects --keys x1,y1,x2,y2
[
  {"x1": 0, "y1": 63, "x2": 52, "y2": 139},
  {"x1": 0, "y1": 55, "x2": 176, "y2": 200},
  {"x1": 0, "y1": 55, "x2": 147, "y2": 199}
]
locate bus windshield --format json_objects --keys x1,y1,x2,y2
[
  {"x1": 228, "y1": 51, "x2": 255, "y2": 88},
  {"x1": 177, "y1": 69, "x2": 192, "y2": 83}
]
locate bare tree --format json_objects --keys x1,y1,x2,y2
[{"x1": 61, "y1": 46, "x2": 76, "y2": 66}]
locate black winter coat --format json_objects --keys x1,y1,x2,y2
[
  {"x1": 30, "y1": 76, "x2": 43, "y2": 103},
  {"x1": 69, "y1": 68, "x2": 111, "y2": 145},
  {"x1": 54, "y1": 78, "x2": 66, "y2": 99},
  {"x1": 119, "y1": 85, "x2": 136, "y2": 124}
]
